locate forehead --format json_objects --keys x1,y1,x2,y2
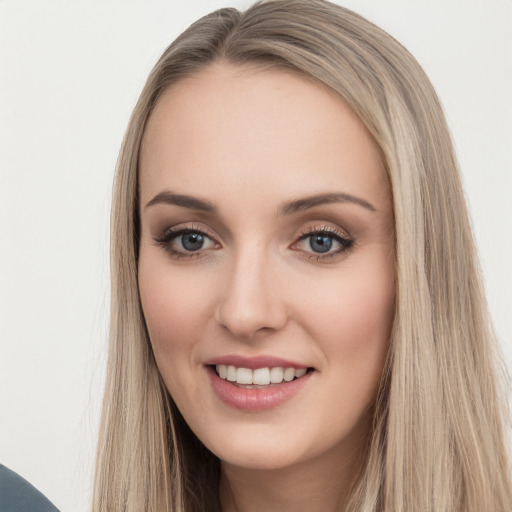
[{"x1": 139, "y1": 62, "x2": 390, "y2": 214}]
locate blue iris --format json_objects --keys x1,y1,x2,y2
[
  {"x1": 309, "y1": 234, "x2": 332, "y2": 253},
  {"x1": 182, "y1": 232, "x2": 204, "y2": 251}
]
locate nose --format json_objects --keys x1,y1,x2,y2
[{"x1": 214, "y1": 248, "x2": 288, "y2": 340}]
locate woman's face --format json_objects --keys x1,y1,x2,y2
[{"x1": 138, "y1": 63, "x2": 395, "y2": 472}]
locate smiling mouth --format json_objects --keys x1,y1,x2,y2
[{"x1": 213, "y1": 364, "x2": 314, "y2": 388}]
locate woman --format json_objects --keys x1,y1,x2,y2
[{"x1": 92, "y1": 1, "x2": 512, "y2": 510}]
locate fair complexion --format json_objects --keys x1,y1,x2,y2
[{"x1": 138, "y1": 62, "x2": 395, "y2": 512}]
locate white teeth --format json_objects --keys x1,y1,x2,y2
[
  {"x1": 236, "y1": 367, "x2": 253, "y2": 384},
  {"x1": 283, "y1": 367, "x2": 295, "y2": 382},
  {"x1": 253, "y1": 368, "x2": 271, "y2": 385},
  {"x1": 226, "y1": 365, "x2": 237, "y2": 381},
  {"x1": 218, "y1": 364, "x2": 227, "y2": 379},
  {"x1": 270, "y1": 367, "x2": 284, "y2": 383},
  {"x1": 215, "y1": 365, "x2": 309, "y2": 385}
]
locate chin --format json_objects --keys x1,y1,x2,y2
[
  {"x1": 216, "y1": 444, "x2": 306, "y2": 472},
  {"x1": 197, "y1": 421, "x2": 336, "y2": 472}
]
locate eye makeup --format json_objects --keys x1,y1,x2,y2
[
  {"x1": 153, "y1": 223, "x2": 220, "y2": 260},
  {"x1": 152, "y1": 221, "x2": 355, "y2": 262},
  {"x1": 292, "y1": 224, "x2": 355, "y2": 261}
]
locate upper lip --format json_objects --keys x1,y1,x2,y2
[{"x1": 204, "y1": 354, "x2": 310, "y2": 370}]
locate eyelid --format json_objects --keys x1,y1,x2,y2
[
  {"x1": 291, "y1": 223, "x2": 355, "y2": 260},
  {"x1": 295, "y1": 223, "x2": 352, "y2": 241},
  {"x1": 152, "y1": 221, "x2": 354, "y2": 261},
  {"x1": 155, "y1": 222, "x2": 219, "y2": 243},
  {"x1": 153, "y1": 223, "x2": 221, "y2": 259}
]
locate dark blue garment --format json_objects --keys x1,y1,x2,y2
[{"x1": 0, "y1": 465, "x2": 59, "y2": 512}]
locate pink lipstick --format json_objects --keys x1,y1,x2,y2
[{"x1": 205, "y1": 355, "x2": 314, "y2": 411}]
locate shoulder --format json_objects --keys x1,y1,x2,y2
[{"x1": 0, "y1": 465, "x2": 59, "y2": 512}]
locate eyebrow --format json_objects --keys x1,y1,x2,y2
[
  {"x1": 145, "y1": 190, "x2": 376, "y2": 214},
  {"x1": 145, "y1": 191, "x2": 216, "y2": 212},
  {"x1": 279, "y1": 192, "x2": 376, "y2": 215}
]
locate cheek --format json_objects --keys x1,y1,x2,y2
[
  {"x1": 303, "y1": 260, "x2": 394, "y2": 381},
  {"x1": 137, "y1": 256, "x2": 215, "y2": 366}
]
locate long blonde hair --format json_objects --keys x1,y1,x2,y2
[{"x1": 93, "y1": 1, "x2": 512, "y2": 510}]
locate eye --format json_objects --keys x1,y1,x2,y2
[
  {"x1": 154, "y1": 226, "x2": 219, "y2": 258},
  {"x1": 293, "y1": 227, "x2": 354, "y2": 259},
  {"x1": 179, "y1": 231, "x2": 210, "y2": 251},
  {"x1": 308, "y1": 233, "x2": 336, "y2": 253}
]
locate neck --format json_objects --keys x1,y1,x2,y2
[{"x1": 219, "y1": 430, "x2": 367, "y2": 512}]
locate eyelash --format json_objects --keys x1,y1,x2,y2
[
  {"x1": 294, "y1": 225, "x2": 354, "y2": 261},
  {"x1": 153, "y1": 224, "x2": 355, "y2": 261},
  {"x1": 154, "y1": 224, "x2": 218, "y2": 259}
]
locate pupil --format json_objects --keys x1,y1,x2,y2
[
  {"x1": 182, "y1": 232, "x2": 204, "y2": 251},
  {"x1": 310, "y1": 234, "x2": 332, "y2": 253}
]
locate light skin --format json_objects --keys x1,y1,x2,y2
[{"x1": 138, "y1": 62, "x2": 395, "y2": 512}]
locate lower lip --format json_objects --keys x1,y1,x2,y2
[{"x1": 207, "y1": 366, "x2": 313, "y2": 411}]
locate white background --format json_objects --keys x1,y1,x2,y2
[{"x1": 1, "y1": 1, "x2": 511, "y2": 510}]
